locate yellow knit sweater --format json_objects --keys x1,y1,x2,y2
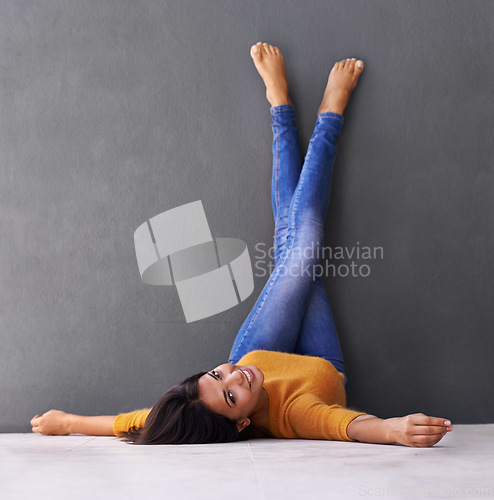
[{"x1": 113, "y1": 350, "x2": 367, "y2": 441}]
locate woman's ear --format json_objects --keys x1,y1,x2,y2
[{"x1": 236, "y1": 417, "x2": 251, "y2": 433}]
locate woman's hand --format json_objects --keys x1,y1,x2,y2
[
  {"x1": 31, "y1": 411, "x2": 117, "y2": 436},
  {"x1": 387, "y1": 413, "x2": 453, "y2": 447},
  {"x1": 30, "y1": 410, "x2": 73, "y2": 436},
  {"x1": 347, "y1": 413, "x2": 453, "y2": 447}
]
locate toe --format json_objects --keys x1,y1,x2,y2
[
  {"x1": 356, "y1": 59, "x2": 364, "y2": 71},
  {"x1": 250, "y1": 44, "x2": 261, "y2": 58}
]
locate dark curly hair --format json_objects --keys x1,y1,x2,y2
[{"x1": 118, "y1": 371, "x2": 256, "y2": 444}]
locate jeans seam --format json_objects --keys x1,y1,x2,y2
[
  {"x1": 317, "y1": 112, "x2": 344, "y2": 125},
  {"x1": 271, "y1": 104, "x2": 295, "y2": 114},
  {"x1": 273, "y1": 111, "x2": 281, "y2": 263}
]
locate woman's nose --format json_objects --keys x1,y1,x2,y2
[{"x1": 229, "y1": 369, "x2": 244, "y2": 384}]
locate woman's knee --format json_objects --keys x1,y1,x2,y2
[{"x1": 287, "y1": 223, "x2": 324, "y2": 251}]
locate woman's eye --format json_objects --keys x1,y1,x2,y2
[{"x1": 213, "y1": 371, "x2": 234, "y2": 404}]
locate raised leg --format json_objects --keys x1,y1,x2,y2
[{"x1": 270, "y1": 104, "x2": 302, "y2": 262}]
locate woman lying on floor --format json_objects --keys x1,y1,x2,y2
[{"x1": 31, "y1": 42, "x2": 453, "y2": 448}]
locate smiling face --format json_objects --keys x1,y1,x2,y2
[{"x1": 197, "y1": 363, "x2": 265, "y2": 433}]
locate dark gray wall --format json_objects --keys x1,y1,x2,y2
[{"x1": 1, "y1": 0, "x2": 492, "y2": 432}]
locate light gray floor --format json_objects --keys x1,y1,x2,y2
[{"x1": 1, "y1": 424, "x2": 493, "y2": 500}]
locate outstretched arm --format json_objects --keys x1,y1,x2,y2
[
  {"x1": 30, "y1": 410, "x2": 116, "y2": 436},
  {"x1": 347, "y1": 412, "x2": 453, "y2": 447}
]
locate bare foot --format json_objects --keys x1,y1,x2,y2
[
  {"x1": 317, "y1": 58, "x2": 365, "y2": 116},
  {"x1": 250, "y1": 42, "x2": 292, "y2": 107}
]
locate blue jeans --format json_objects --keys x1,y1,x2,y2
[{"x1": 228, "y1": 104, "x2": 347, "y2": 386}]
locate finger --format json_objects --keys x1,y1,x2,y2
[
  {"x1": 411, "y1": 414, "x2": 452, "y2": 427},
  {"x1": 416, "y1": 428, "x2": 448, "y2": 440},
  {"x1": 412, "y1": 425, "x2": 450, "y2": 435}
]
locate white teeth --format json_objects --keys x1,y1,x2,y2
[{"x1": 242, "y1": 369, "x2": 251, "y2": 385}]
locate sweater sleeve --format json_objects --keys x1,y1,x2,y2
[
  {"x1": 113, "y1": 408, "x2": 152, "y2": 437},
  {"x1": 286, "y1": 394, "x2": 367, "y2": 442}
]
